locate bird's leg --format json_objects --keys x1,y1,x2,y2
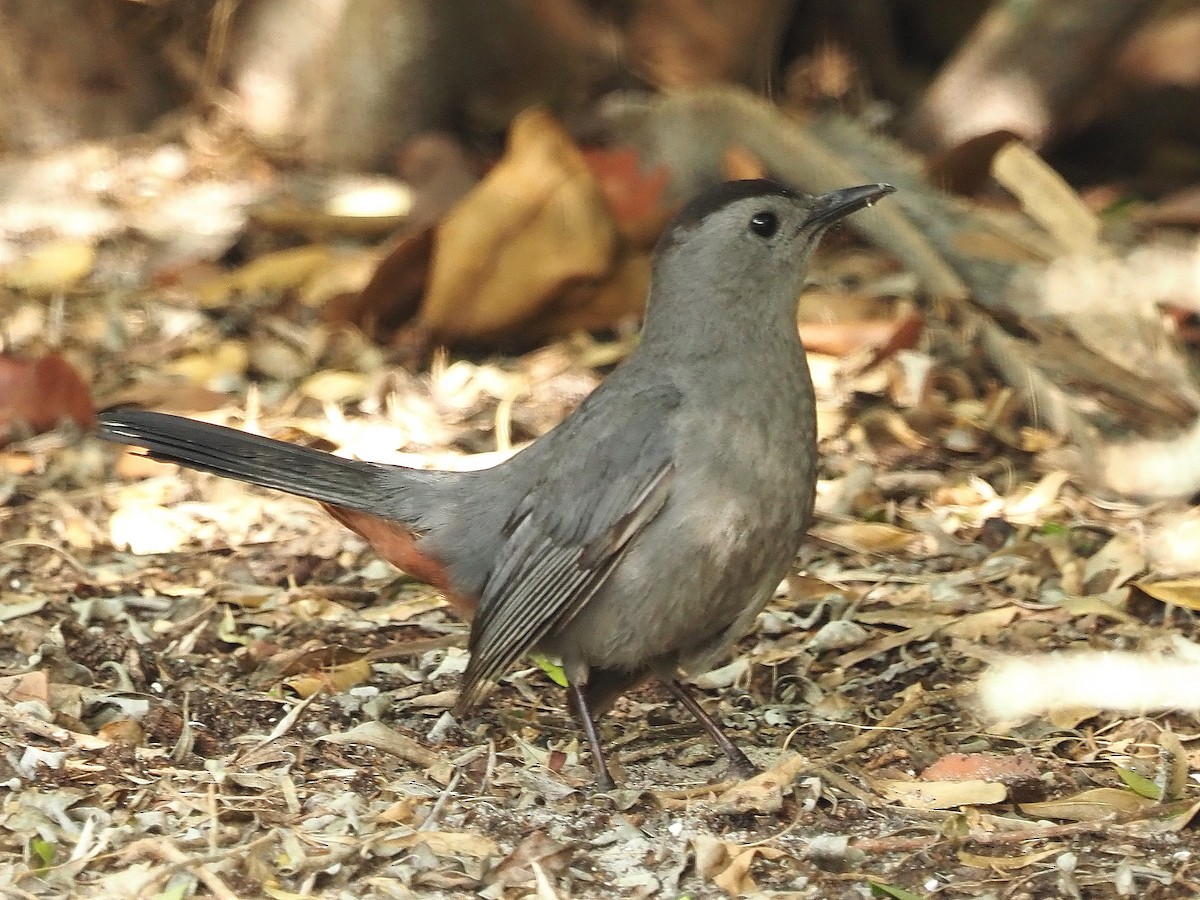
[
  {"x1": 568, "y1": 681, "x2": 616, "y2": 790},
  {"x1": 661, "y1": 677, "x2": 759, "y2": 779}
]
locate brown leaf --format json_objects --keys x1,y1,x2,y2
[
  {"x1": 254, "y1": 643, "x2": 370, "y2": 680},
  {"x1": 163, "y1": 339, "x2": 249, "y2": 387},
  {"x1": 98, "y1": 719, "x2": 145, "y2": 746},
  {"x1": 925, "y1": 129, "x2": 1022, "y2": 195},
  {"x1": 802, "y1": 318, "x2": 901, "y2": 358},
  {"x1": 713, "y1": 753, "x2": 809, "y2": 814},
  {"x1": 692, "y1": 835, "x2": 784, "y2": 897},
  {"x1": 815, "y1": 521, "x2": 917, "y2": 554},
  {"x1": 316, "y1": 721, "x2": 443, "y2": 769},
  {"x1": 0, "y1": 352, "x2": 95, "y2": 445},
  {"x1": 721, "y1": 145, "x2": 768, "y2": 181},
  {"x1": 194, "y1": 245, "x2": 334, "y2": 310},
  {"x1": 920, "y1": 752, "x2": 1040, "y2": 785},
  {"x1": 0, "y1": 670, "x2": 49, "y2": 704},
  {"x1": 880, "y1": 778, "x2": 1008, "y2": 809},
  {"x1": 379, "y1": 831, "x2": 500, "y2": 859},
  {"x1": 418, "y1": 107, "x2": 617, "y2": 343},
  {"x1": 330, "y1": 225, "x2": 434, "y2": 336},
  {"x1": 101, "y1": 378, "x2": 234, "y2": 415},
  {"x1": 490, "y1": 831, "x2": 572, "y2": 890},
  {"x1": 582, "y1": 146, "x2": 673, "y2": 246},
  {"x1": 282, "y1": 657, "x2": 373, "y2": 698},
  {"x1": 1, "y1": 239, "x2": 95, "y2": 293},
  {"x1": 958, "y1": 846, "x2": 1067, "y2": 873},
  {"x1": 536, "y1": 251, "x2": 650, "y2": 340},
  {"x1": 1136, "y1": 578, "x2": 1200, "y2": 611},
  {"x1": 802, "y1": 310, "x2": 924, "y2": 360},
  {"x1": 1019, "y1": 787, "x2": 1153, "y2": 822}
]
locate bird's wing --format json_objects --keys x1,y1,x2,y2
[{"x1": 457, "y1": 381, "x2": 681, "y2": 709}]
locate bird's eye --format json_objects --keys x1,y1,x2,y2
[{"x1": 749, "y1": 211, "x2": 778, "y2": 238}]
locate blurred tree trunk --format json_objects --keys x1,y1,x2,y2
[
  {"x1": 905, "y1": 0, "x2": 1157, "y2": 153},
  {"x1": 0, "y1": 0, "x2": 187, "y2": 153},
  {"x1": 227, "y1": 0, "x2": 622, "y2": 169}
]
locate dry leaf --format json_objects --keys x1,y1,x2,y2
[
  {"x1": 950, "y1": 227, "x2": 1050, "y2": 265},
  {"x1": 297, "y1": 247, "x2": 380, "y2": 309},
  {"x1": 379, "y1": 831, "x2": 500, "y2": 859},
  {"x1": 165, "y1": 339, "x2": 249, "y2": 388},
  {"x1": 1, "y1": 239, "x2": 95, "y2": 292},
  {"x1": 282, "y1": 658, "x2": 373, "y2": 698},
  {"x1": 1058, "y1": 592, "x2": 1135, "y2": 622},
  {"x1": 880, "y1": 779, "x2": 1008, "y2": 809},
  {"x1": 1136, "y1": 579, "x2": 1200, "y2": 611},
  {"x1": 359, "y1": 594, "x2": 448, "y2": 624},
  {"x1": 815, "y1": 521, "x2": 917, "y2": 554},
  {"x1": 418, "y1": 107, "x2": 617, "y2": 342},
  {"x1": 1145, "y1": 799, "x2": 1200, "y2": 834},
  {"x1": 714, "y1": 846, "x2": 772, "y2": 897},
  {"x1": 858, "y1": 409, "x2": 930, "y2": 452},
  {"x1": 991, "y1": 141, "x2": 1100, "y2": 254},
  {"x1": 713, "y1": 753, "x2": 809, "y2": 814},
  {"x1": 801, "y1": 309, "x2": 925, "y2": 360},
  {"x1": 98, "y1": 719, "x2": 145, "y2": 746},
  {"x1": 101, "y1": 378, "x2": 233, "y2": 414},
  {"x1": 835, "y1": 619, "x2": 952, "y2": 669},
  {"x1": 1003, "y1": 470, "x2": 1070, "y2": 524},
  {"x1": 958, "y1": 846, "x2": 1066, "y2": 872},
  {"x1": 317, "y1": 720, "x2": 442, "y2": 768},
  {"x1": 943, "y1": 606, "x2": 1018, "y2": 641},
  {"x1": 489, "y1": 831, "x2": 572, "y2": 890},
  {"x1": 0, "y1": 670, "x2": 49, "y2": 704},
  {"x1": 0, "y1": 352, "x2": 95, "y2": 444},
  {"x1": 299, "y1": 370, "x2": 371, "y2": 405},
  {"x1": 1158, "y1": 728, "x2": 1190, "y2": 802},
  {"x1": 536, "y1": 251, "x2": 649, "y2": 339},
  {"x1": 253, "y1": 644, "x2": 371, "y2": 679},
  {"x1": 333, "y1": 226, "x2": 434, "y2": 336},
  {"x1": 582, "y1": 146, "x2": 672, "y2": 246},
  {"x1": 1084, "y1": 531, "x2": 1146, "y2": 593},
  {"x1": 195, "y1": 245, "x2": 334, "y2": 309},
  {"x1": 375, "y1": 797, "x2": 421, "y2": 825},
  {"x1": 1019, "y1": 787, "x2": 1153, "y2": 822},
  {"x1": 692, "y1": 835, "x2": 783, "y2": 897}
]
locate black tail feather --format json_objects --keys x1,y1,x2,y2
[{"x1": 97, "y1": 408, "x2": 386, "y2": 512}]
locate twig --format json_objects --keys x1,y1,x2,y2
[
  {"x1": 154, "y1": 840, "x2": 240, "y2": 900},
  {"x1": 247, "y1": 690, "x2": 322, "y2": 751},
  {"x1": 0, "y1": 539, "x2": 90, "y2": 577},
  {"x1": 853, "y1": 798, "x2": 1200, "y2": 855},
  {"x1": 419, "y1": 766, "x2": 463, "y2": 832}
]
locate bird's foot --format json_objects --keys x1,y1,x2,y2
[{"x1": 727, "y1": 755, "x2": 761, "y2": 781}]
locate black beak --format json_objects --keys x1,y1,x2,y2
[{"x1": 805, "y1": 183, "x2": 895, "y2": 228}]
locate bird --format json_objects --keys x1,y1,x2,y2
[{"x1": 98, "y1": 178, "x2": 894, "y2": 788}]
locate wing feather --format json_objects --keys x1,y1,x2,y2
[{"x1": 456, "y1": 381, "x2": 680, "y2": 710}]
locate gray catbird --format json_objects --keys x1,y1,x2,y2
[{"x1": 98, "y1": 179, "x2": 893, "y2": 787}]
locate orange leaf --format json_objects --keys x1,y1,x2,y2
[
  {"x1": 418, "y1": 108, "x2": 618, "y2": 343},
  {"x1": 0, "y1": 352, "x2": 95, "y2": 446},
  {"x1": 329, "y1": 225, "x2": 434, "y2": 336},
  {"x1": 582, "y1": 146, "x2": 672, "y2": 245}
]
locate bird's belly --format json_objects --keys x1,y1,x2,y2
[{"x1": 543, "y1": 465, "x2": 811, "y2": 676}]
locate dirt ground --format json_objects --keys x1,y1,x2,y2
[{"x1": 4, "y1": 140, "x2": 1200, "y2": 900}]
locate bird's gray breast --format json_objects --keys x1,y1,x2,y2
[{"x1": 546, "y1": 380, "x2": 816, "y2": 675}]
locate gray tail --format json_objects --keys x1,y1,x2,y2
[{"x1": 97, "y1": 408, "x2": 393, "y2": 514}]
